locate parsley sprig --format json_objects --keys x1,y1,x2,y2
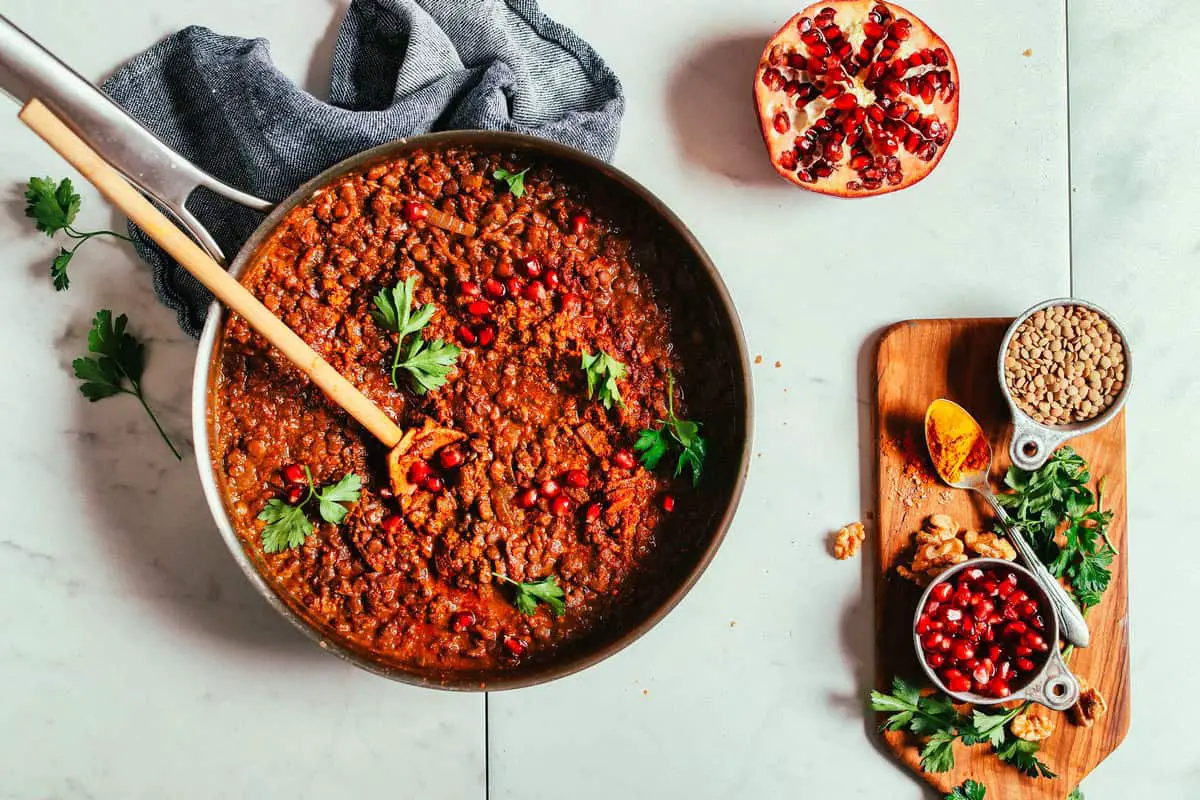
[
  {"x1": 258, "y1": 468, "x2": 361, "y2": 553},
  {"x1": 869, "y1": 678, "x2": 1055, "y2": 778},
  {"x1": 73, "y1": 310, "x2": 180, "y2": 460},
  {"x1": 947, "y1": 780, "x2": 986, "y2": 800},
  {"x1": 996, "y1": 447, "x2": 1116, "y2": 610},
  {"x1": 1068, "y1": 788, "x2": 1085, "y2": 800},
  {"x1": 25, "y1": 177, "x2": 132, "y2": 291},
  {"x1": 634, "y1": 373, "x2": 706, "y2": 486},
  {"x1": 372, "y1": 276, "x2": 460, "y2": 394},
  {"x1": 581, "y1": 350, "x2": 626, "y2": 409},
  {"x1": 493, "y1": 167, "x2": 530, "y2": 198},
  {"x1": 493, "y1": 572, "x2": 566, "y2": 616}
]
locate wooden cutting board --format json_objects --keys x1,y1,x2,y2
[{"x1": 873, "y1": 318, "x2": 1130, "y2": 797}]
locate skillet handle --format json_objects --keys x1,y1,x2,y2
[{"x1": 0, "y1": 15, "x2": 272, "y2": 263}]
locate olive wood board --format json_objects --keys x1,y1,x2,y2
[{"x1": 873, "y1": 318, "x2": 1130, "y2": 798}]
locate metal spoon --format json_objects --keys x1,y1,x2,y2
[{"x1": 924, "y1": 399, "x2": 1090, "y2": 648}]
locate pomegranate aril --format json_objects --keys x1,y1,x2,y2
[
  {"x1": 483, "y1": 278, "x2": 506, "y2": 298},
  {"x1": 521, "y1": 257, "x2": 542, "y2": 278},
  {"x1": 916, "y1": 616, "x2": 932, "y2": 635},
  {"x1": 403, "y1": 202, "x2": 428, "y2": 222},
  {"x1": 1004, "y1": 621, "x2": 1028, "y2": 637},
  {"x1": 761, "y1": 68, "x2": 785, "y2": 91},
  {"x1": 544, "y1": 270, "x2": 561, "y2": 291},
  {"x1": 451, "y1": 610, "x2": 476, "y2": 633},
  {"x1": 946, "y1": 674, "x2": 972, "y2": 694},
  {"x1": 1011, "y1": 591, "x2": 1029, "y2": 605},
  {"x1": 1017, "y1": 600, "x2": 1039, "y2": 618},
  {"x1": 773, "y1": 112, "x2": 790, "y2": 134},
  {"x1": 523, "y1": 281, "x2": 548, "y2": 303},
  {"x1": 1015, "y1": 645, "x2": 1033, "y2": 657},
  {"x1": 998, "y1": 660, "x2": 1013, "y2": 681},
  {"x1": 467, "y1": 300, "x2": 491, "y2": 317},
  {"x1": 778, "y1": 151, "x2": 799, "y2": 171},
  {"x1": 570, "y1": 213, "x2": 589, "y2": 236},
  {"x1": 863, "y1": 21, "x2": 885, "y2": 38},
  {"x1": 382, "y1": 514, "x2": 403, "y2": 536},
  {"x1": 564, "y1": 469, "x2": 588, "y2": 489},
  {"x1": 1031, "y1": 614, "x2": 1045, "y2": 630},
  {"x1": 457, "y1": 325, "x2": 477, "y2": 345},
  {"x1": 973, "y1": 664, "x2": 992, "y2": 685},
  {"x1": 438, "y1": 446, "x2": 464, "y2": 470},
  {"x1": 477, "y1": 326, "x2": 497, "y2": 347},
  {"x1": 541, "y1": 479, "x2": 561, "y2": 498},
  {"x1": 409, "y1": 461, "x2": 432, "y2": 485},
  {"x1": 927, "y1": 652, "x2": 945, "y2": 668},
  {"x1": 282, "y1": 463, "x2": 307, "y2": 485},
  {"x1": 1022, "y1": 632, "x2": 1047, "y2": 651},
  {"x1": 613, "y1": 449, "x2": 636, "y2": 470},
  {"x1": 424, "y1": 475, "x2": 445, "y2": 493},
  {"x1": 551, "y1": 495, "x2": 573, "y2": 516},
  {"x1": 832, "y1": 93, "x2": 857, "y2": 111},
  {"x1": 560, "y1": 293, "x2": 583, "y2": 314},
  {"x1": 931, "y1": 582, "x2": 953, "y2": 602},
  {"x1": 988, "y1": 678, "x2": 1012, "y2": 698},
  {"x1": 662, "y1": 494, "x2": 676, "y2": 512},
  {"x1": 1016, "y1": 657, "x2": 1035, "y2": 672},
  {"x1": 502, "y1": 635, "x2": 528, "y2": 658},
  {"x1": 285, "y1": 485, "x2": 306, "y2": 505},
  {"x1": 516, "y1": 488, "x2": 539, "y2": 509},
  {"x1": 585, "y1": 503, "x2": 603, "y2": 524},
  {"x1": 921, "y1": 632, "x2": 944, "y2": 651},
  {"x1": 940, "y1": 607, "x2": 962, "y2": 623},
  {"x1": 952, "y1": 641, "x2": 974, "y2": 661},
  {"x1": 460, "y1": 281, "x2": 481, "y2": 297}
]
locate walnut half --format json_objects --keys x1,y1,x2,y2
[
  {"x1": 1070, "y1": 677, "x2": 1108, "y2": 728},
  {"x1": 1010, "y1": 705, "x2": 1057, "y2": 742},
  {"x1": 833, "y1": 522, "x2": 866, "y2": 560}
]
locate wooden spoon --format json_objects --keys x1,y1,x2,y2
[{"x1": 19, "y1": 98, "x2": 463, "y2": 498}]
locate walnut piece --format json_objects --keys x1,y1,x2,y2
[
  {"x1": 833, "y1": 522, "x2": 866, "y2": 560},
  {"x1": 964, "y1": 529, "x2": 1017, "y2": 560},
  {"x1": 1070, "y1": 677, "x2": 1108, "y2": 728},
  {"x1": 1011, "y1": 705, "x2": 1057, "y2": 742}
]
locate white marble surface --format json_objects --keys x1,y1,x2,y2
[{"x1": 0, "y1": 0, "x2": 1190, "y2": 797}]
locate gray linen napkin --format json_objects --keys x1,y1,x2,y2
[{"x1": 101, "y1": 0, "x2": 624, "y2": 337}]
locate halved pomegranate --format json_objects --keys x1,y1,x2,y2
[{"x1": 754, "y1": 1, "x2": 959, "y2": 197}]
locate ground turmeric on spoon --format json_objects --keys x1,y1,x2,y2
[{"x1": 925, "y1": 399, "x2": 991, "y2": 483}]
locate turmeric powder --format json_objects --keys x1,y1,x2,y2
[{"x1": 924, "y1": 399, "x2": 990, "y2": 483}]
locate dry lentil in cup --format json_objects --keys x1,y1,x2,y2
[{"x1": 1003, "y1": 304, "x2": 1126, "y2": 426}]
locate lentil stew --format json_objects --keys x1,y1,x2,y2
[{"x1": 206, "y1": 138, "x2": 749, "y2": 688}]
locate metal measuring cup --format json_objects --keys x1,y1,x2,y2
[
  {"x1": 997, "y1": 298, "x2": 1133, "y2": 471},
  {"x1": 913, "y1": 558, "x2": 1080, "y2": 711}
]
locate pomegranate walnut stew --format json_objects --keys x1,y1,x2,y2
[{"x1": 210, "y1": 146, "x2": 728, "y2": 681}]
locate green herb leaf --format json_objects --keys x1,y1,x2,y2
[
  {"x1": 920, "y1": 730, "x2": 958, "y2": 774},
  {"x1": 634, "y1": 427, "x2": 670, "y2": 470},
  {"x1": 399, "y1": 337, "x2": 461, "y2": 394},
  {"x1": 258, "y1": 499, "x2": 313, "y2": 553},
  {"x1": 50, "y1": 247, "x2": 73, "y2": 291},
  {"x1": 581, "y1": 350, "x2": 627, "y2": 409},
  {"x1": 996, "y1": 738, "x2": 1057, "y2": 779},
  {"x1": 635, "y1": 373, "x2": 707, "y2": 487},
  {"x1": 969, "y1": 708, "x2": 1014, "y2": 749},
  {"x1": 25, "y1": 176, "x2": 80, "y2": 236},
  {"x1": 258, "y1": 471, "x2": 361, "y2": 552},
  {"x1": 372, "y1": 277, "x2": 457, "y2": 393},
  {"x1": 73, "y1": 310, "x2": 179, "y2": 459},
  {"x1": 1067, "y1": 787, "x2": 1084, "y2": 800},
  {"x1": 493, "y1": 167, "x2": 530, "y2": 198},
  {"x1": 494, "y1": 573, "x2": 566, "y2": 616},
  {"x1": 947, "y1": 780, "x2": 987, "y2": 800}
]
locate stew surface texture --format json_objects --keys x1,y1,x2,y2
[{"x1": 210, "y1": 146, "x2": 725, "y2": 684}]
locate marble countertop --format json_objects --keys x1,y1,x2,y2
[{"x1": 0, "y1": 0, "x2": 1193, "y2": 797}]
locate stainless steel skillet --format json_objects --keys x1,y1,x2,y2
[{"x1": 0, "y1": 16, "x2": 753, "y2": 690}]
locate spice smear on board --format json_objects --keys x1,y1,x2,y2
[{"x1": 925, "y1": 400, "x2": 990, "y2": 483}]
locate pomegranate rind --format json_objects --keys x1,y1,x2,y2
[
  {"x1": 387, "y1": 418, "x2": 467, "y2": 500},
  {"x1": 753, "y1": 0, "x2": 960, "y2": 197}
]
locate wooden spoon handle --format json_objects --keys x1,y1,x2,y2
[{"x1": 19, "y1": 99, "x2": 404, "y2": 449}]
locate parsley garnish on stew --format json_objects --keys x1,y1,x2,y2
[
  {"x1": 493, "y1": 572, "x2": 566, "y2": 616},
  {"x1": 580, "y1": 350, "x2": 626, "y2": 409},
  {"x1": 25, "y1": 176, "x2": 132, "y2": 291},
  {"x1": 634, "y1": 373, "x2": 706, "y2": 486},
  {"x1": 372, "y1": 276, "x2": 460, "y2": 394},
  {"x1": 258, "y1": 468, "x2": 362, "y2": 553},
  {"x1": 946, "y1": 780, "x2": 986, "y2": 800},
  {"x1": 73, "y1": 309, "x2": 181, "y2": 460},
  {"x1": 492, "y1": 167, "x2": 529, "y2": 198}
]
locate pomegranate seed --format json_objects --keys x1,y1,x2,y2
[
  {"x1": 931, "y1": 583, "x2": 953, "y2": 602},
  {"x1": 516, "y1": 488, "x2": 539, "y2": 509},
  {"x1": 451, "y1": 610, "x2": 476, "y2": 633},
  {"x1": 1031, "y1": 614, "x2": 1045, "y2": 630},
  {"x1": 761, "y1": 68, "x2": 785, "y2": 90},
  {"x1": 863, "y1": 21, "x2": 884, "y2": 38},
  {"x1": 1011, "y1": 590, "x2": 1029, "y2": 605},
  {"x1": 998, "y1": 660, "x2": 1013, "y2": 681},
  {"x1": 564, "y1": 469, "x2": 588, "y2": 489},
  {"x1": 382, "y1": 514, "x2": 403, "y2": 535},
  {"x1": 946, "y1": 674, "x2": 972, "y2": 694},
  {"x1": 409, "y1": 461, "x2": 432, "y2": 485},
  {"x1": 662, "y1": 494, "x2": 676, "y2": 512},
  {"x1": 424, "y1": 475, "x2": 445, "y2": 493},
  {"x1": 1016, "y1": 657, "x2": 1035, "y2": 672},
  {"x1": 974, "y1": 599, "x2": 995, "y2": 619},
  {"x1": 928, "y1": 620, "x2": 945, "y2": 631},
  {"x1": 541, "y1": 479, "x2": 561, "y2": 498},
  {"x1": 523, "y1": 281, "x2": 548, "y2": 303},
  {"x1": 477, "y1": 326, "x2": 497, "y2": 347},
  {"x1": 507, "y1": 277, "x2": 524, "y2": 297},
  {"x1": 1003, "y1": 621, "x2": 1028, "y2": 637},
  {"x1": 467, "y1": 300, "x2": 491, "y2": 317},
  {"x1": 285, "y1": 486, "x2": 306, "y2": 505},
  {"x1": 1023, "y1": 632, "x2": 1048, "y2": 651},
  {"x1": 282, "y1": 463, "x2": 307, "y2": 485},
  {"x1": 521, "y1": 257, "x2": 542, "y2": 278},
  {"x1": 832, "y1": 93, "x2": 857, "y2": 111},
  {"x1": 940, "y1": 607, "x2": 962, "y2": 623},
  {"x1": 927, "y1": 652, "x2": 945, "y2": 668},
  {"x1": 404, "y1": 202, "x2": 428, "y2": 222},
  {"x1": 988, "y1": 678, "x2": 1012, "y2": 698},
  {"x1": 569, "y1": 214, "x2": 588, "y2": 236},
  {"x1": 544, "y1": 270, "x2": 561, "y2": 290},
  {"x1": 438, "y1": 446, "x2": 464, "y2": 470},
  {"x1": 1015, "y1": 645, "x2": 1033, "y2": 657},
  {"x1": 972, "y1": 664, "x2": 992, "y2": 685},
  {"x1": 457, "y1": 325, "x2": 477, "y2": 345},
  {"x1": 613, "y1": 449, "x2": 636, "y2": 470},
  {"x1": 483, "y1": 278, "x2": 506, "y2": 298},
  {"x1": 1018, "y1": 600, "x2": 1039, "y2": 618},
  {"x1": 460, "y1": 281, "x2": 481, "y2": 297},
  {"x1": 921, "y1": 632, "x2": 943, "y2": 652},
  {"x1": 551, "y1": 495, "x2": 573, "y2": 515},
  {"x1": 943, "y1": 667, "x2": 965, "y2": 683},
  {"x1": 927, "y1": 601, "x2": 941, "y2": 616},
  {"x1": 988, "y1": 645, "x2": 1003, "y2": 663},
  {"x1": 952, "y1": 641, "x2": 974, "y2": 662},
  {"x1": 585, "y1": 503, "x2": 602, "y2": 524},
  {"x1": 916, "y1": 616, "x2": 932, "y2": 635},
  {"x1": 773, "y1": 112, "x2": 790, "y2": 134},
  {"x1": 560, "y1": 293, "x2": 583, "y2": 314},
  {"x1": 502, "y1": 635, "x2": 528, "y2": 658}
]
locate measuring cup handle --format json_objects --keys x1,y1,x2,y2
[
  {"x1": 1018, "y1": 647, "x2": 1080, "y2": 711},
  {"x1": 1008, "y1": 417, "x2": 1069, "y2": 471}
]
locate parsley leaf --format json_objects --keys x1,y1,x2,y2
[
  {"x1": 634, "y1": 373, "x2": 707, "y2": 486},
  {"x1": 997, "y1": 447, "x2": 1116, "y2": 610},
  {"x1": 581, "y1": 350, "x2": 627, "y2": 409},
  {"x1": 493, "y1": 573, "x2": 566, "y2": 616},
  {"x1": 920, "y1": 730, "x2": 958, "y2": 774},
  {"x1": 996, "y1": 738, "x2": 1057, "y2": 779},
  {"x1": 968, "y1": 708, "x2": 1013, "y2": 749},
  {"x1": 372, "y1": 277, "x2": 458, "y2": 393},
  {"x1": 493, "y1": 167, "x2": 530, "y2": 198},
  {"x1": 24, "y1": 176, "x2": 131, "y2": 291},
  {"x1": 1068, "y1": 788, "x2": 1084, "y2": 800},
  {"x1": 258, "y1": 468, "x2": 361, "y2": 553},
  {"x1": 947, "y1": 780, "x2": 987, "y2": 800},
  {"x1": 72, "y1": 310, "x2": 180, "y2": 460}
]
